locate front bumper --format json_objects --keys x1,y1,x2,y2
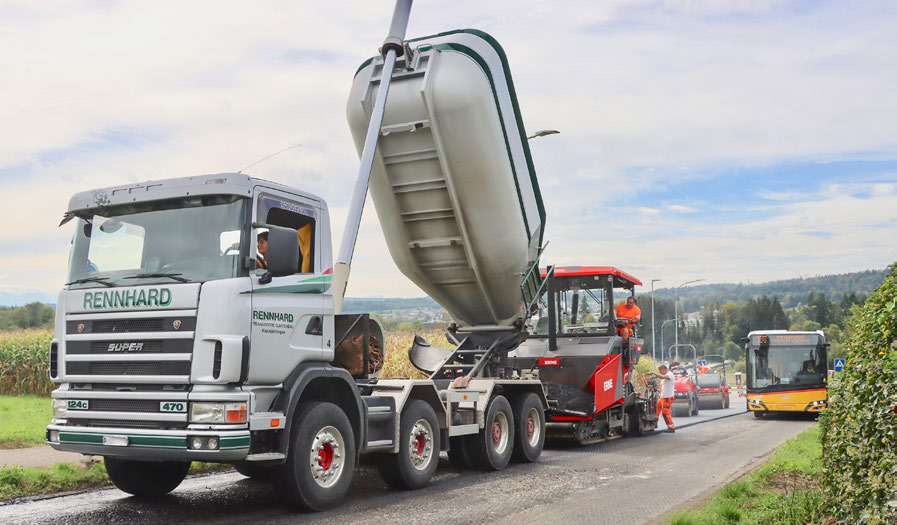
[{"x1": 46, "y1": 425, "x2": 250, "y2": 461}]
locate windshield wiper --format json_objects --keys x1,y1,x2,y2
[
  {"x1": 65, "y1": 276, "x2": 115, "y2": 288},
  {"x1": 123, "y1": 272, "x2": 192, "y2": 283}
]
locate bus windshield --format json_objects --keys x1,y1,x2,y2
[{"x1": 748, "y1": 344, "x2": 826, "y2": 391}]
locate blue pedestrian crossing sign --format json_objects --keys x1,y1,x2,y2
[{"x1": 833, "y1": 358, "x2": 845, "y2": 373}]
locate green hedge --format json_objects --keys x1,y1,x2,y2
[{"x1": 821, "y1": 264, "x2": 897, "y2": 523}]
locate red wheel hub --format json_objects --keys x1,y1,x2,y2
[
  {"x1": 317, "y1": 443, "x2": 334, "y2": 471},
  {"x1": 413, "y1": 434, "x2": 426, "y2": 457},
  {"x1": 527, "y1": 416, "x2": 535, "y2": 439},
  {"x1": 492, "y1": 421, "x2": 503, "y2": 444}
]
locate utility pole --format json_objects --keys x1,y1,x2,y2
[
  {"x1": 651, "y1": 279, "x2": 661, "y2": 362},
  {"x1": 674, "y1": 279, "x2": 705, "y2": 350}
]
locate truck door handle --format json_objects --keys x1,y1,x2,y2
[{"x1": 305, "y1": 316, "x2": 323, "y2": 336}]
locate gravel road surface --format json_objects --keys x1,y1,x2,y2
[{"x1": 0, "y1": 409, "x2": 814, "y2": 525}]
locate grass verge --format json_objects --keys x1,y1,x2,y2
[
  {"x1": 0, "y1": 396, "x2": 52, "y2": 449},
  {"x1": 0, "y1": 461, "x2": 232, "y2": 502},
  {"x1": 668, "y1": 425, "x2": 828, "y2": 525}
]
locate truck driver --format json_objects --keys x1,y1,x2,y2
[{"x1": 256, "y1": 231, "x2": 268, "y2": 270}]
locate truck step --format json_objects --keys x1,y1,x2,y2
[
  {"x1": 244, "y1": 452, "x2": 285, "y2": 462},
  {"x1": 365, "y1": 439, "x2": 394, "y2": 450}
]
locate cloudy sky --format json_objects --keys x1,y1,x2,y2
[{"x1": 2, "y1": 0, "x2": 896, "y2": 302}]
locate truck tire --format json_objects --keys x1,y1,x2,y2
[
  {"x1": 753, "y1": 410, "x2": 764, "y2": 418},
  {"x1": 511, "y1": 393, "x2": 544, "y2": 463},
  {"x1": 274, "y1": 401, "x2": 356, "y2": 511},
  {"x1": 104, "y1": 457, "x2": 190, "y2": 497},
  {"x1": 448, "y1": 436, "x2": 473, "y2": 469},
  {"x1": 468, "y1": 395, "x2": 515, "y2": 471},
  {"x1": 235, "y1": 462, "x2": 275, "y2": 481},
  {"x1": 376, "y1": 400, "x2": 440, "y2": 489}
]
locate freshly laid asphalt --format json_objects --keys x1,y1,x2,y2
[{"x1": 0, "y1": 406, "x2": 814, "y2": 525}]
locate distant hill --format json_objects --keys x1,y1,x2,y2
[
  {"x1": 652, "y1": 268, "x2": 889, "y2": 308},
  {"x1": 341, "y1": 296, "x2": 441, "y2": 313}
]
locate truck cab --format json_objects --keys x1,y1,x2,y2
[{"x1": 50, "y1": 174, "x2": 342, "y2": 462}]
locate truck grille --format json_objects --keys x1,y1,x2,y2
[
  {"x1": 66, "y1": 339, "x2": 193, "y2": 355},
  {"x1": 86, "y1": 399, "x2": 164, "y2": 413},
  {"x1": 67, "y1": 361, "x2": 191, "y2": 376},
  {"x1": 66, "y1": 317, "x2": 196, "y2": 334},
  {"x1": 68, "y1": 419, "x2": 187, "y2": 430}
]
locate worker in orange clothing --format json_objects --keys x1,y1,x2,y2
[
  {"x1": 646, "y1": 363, "x2": 676, "y2": 433},
  {"x1": 614, "y1": 296, "x2": 641, "y2": 338}
]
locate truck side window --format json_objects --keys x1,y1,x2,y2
[{"x1": 257, "y1": 194, "x2": 316, "y2": 273}]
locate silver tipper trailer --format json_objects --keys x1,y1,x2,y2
[{"x1": 47, "y1": 0, "x2": 550, "y2": 511}]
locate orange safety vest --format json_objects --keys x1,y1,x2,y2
[{"x1": 614, "y1": 304, "x2": 641, "y2": 337}]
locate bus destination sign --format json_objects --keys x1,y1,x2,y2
[{"x1": 753, "y1": 333, "x2": 818, "y2": 346}]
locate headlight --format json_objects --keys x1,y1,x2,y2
[
  {"x1": 190, "y1": 402, "x2": 247, "y2": 424},
  {"x1": 52, "y1": 399, "x2": 67, "y2": 418}
]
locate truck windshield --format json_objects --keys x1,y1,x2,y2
[
  {"x1": 747, "y1": 344, "x2": 826, "y2": 391},
  {"x1": 66, "y1": 195, "x2": 246, "y2": 288}
]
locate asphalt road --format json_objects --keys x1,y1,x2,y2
[{"x1": 0, "y1": 408, "x2": 814, "y2": 525}]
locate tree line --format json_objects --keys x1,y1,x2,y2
[
  {"x1": 0, "y1": 303, "x2": 55, "y2": 330},
  {"x1": 652, "y1": 268, "x2": 886, "y2": 309},
  {"x1": 636, "y1": 291, "x2": 864, "y2": 370}
]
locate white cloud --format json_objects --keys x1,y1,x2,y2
[
  {"x1": 1, "y1": 1, "x2": 896, "y2": 297},
  {"x1": 666, "y1": 204, "x2": 698, "y2": 213}
]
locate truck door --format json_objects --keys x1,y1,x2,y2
[{"x1": 249, "y1": 189, "x2": 326, "y2": 384}]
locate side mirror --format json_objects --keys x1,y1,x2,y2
[{"x1": 265, "y1": 225, "x2": 300, "y2": 277}]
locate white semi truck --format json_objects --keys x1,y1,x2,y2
[{"x1": 46, "y1": 1, "x2": 551, "y2": 511}]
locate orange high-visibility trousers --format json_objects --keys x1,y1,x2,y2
[{"x1": 656, "y1": 397, "x2": 675, "y2": 428}]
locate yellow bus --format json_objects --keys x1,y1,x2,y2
[{"x1": 745, "y1": 330, "x2": 828, "y2": 417}]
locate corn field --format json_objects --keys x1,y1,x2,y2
[
  {"x1": 379, "y1": 328, "x2": 442, "y2": 379},
  {"x1": 0, "y1": 330, "x2": 54, "y2": 396}
]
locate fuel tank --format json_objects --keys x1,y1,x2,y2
[{"x1": 347, "y1": 29, "x2": 545, "y2": 329}]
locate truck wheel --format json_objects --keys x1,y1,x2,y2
[
  {"x1": 235, "y1": 462, "x2": 275, "y2": 481},
  {"x1": 376, "y1": 400, "x2": 440, "y2": 489},
  {"x1": 448, "y1": 436, "x2": 473, "y2": 469},
  {"x1": 753, "y1": 410, "x2": 764, "y2": 418},
  {"x1": 511, "y1": 393, "x2": 544, "y2": 463},
  {"x1": 468, "y1": 395, "x2": 514, "y2": 471},
  {"x1": 274, "y1": 402, "x2": 356, "y2": 511},
  {"x1": 104, "y1": 457, "x2": 190, "y2": 497}
]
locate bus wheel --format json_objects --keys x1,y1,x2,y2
[
  {"x1": 753, "y1": 411, "x2": 764, "y2": 418},
  {"x1": 104, "y1": 457, "x2": 189, "y2": 497},
  {"x1": 469, "y1": 395, "x2": 515, "y2": 471},
  {"x1": 376, "y1": 400, "x2": 440, "y2": 489},
  {"x1": 274, "y1": 402, "x2": 355, "y2": 511},
  {"x1": 511, "y1": 393, "x2": 545, "y2": 462}
]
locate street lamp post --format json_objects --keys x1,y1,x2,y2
[
  {"x1": 651, "y1": 279, "x2": 661, "y2": 362},
  {"x1": 660, "y1": 318, "x2": 679, "y2": 362},
  {"x1": 674, "y1": 279, "x2": 706, "y2": 350}
]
